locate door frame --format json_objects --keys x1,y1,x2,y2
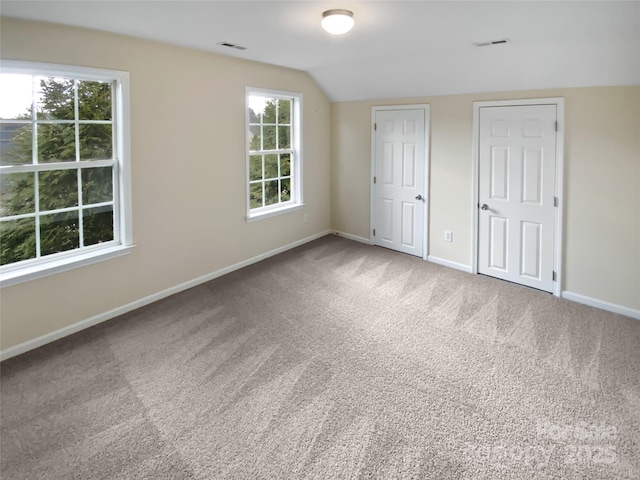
[
  {"x1": 471, "y1": 98, "x2": 565, "y2": 296},
  {"x1": 370, "y1": 105, "x2": 431, "y2": 260}
]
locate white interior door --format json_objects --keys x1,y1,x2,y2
[
  {"x1": 478, "y1": 105, "x2": 557, "y2": 292},
  {"x1": 373, "y1": 108, "x2": 426, "y2": 257}
]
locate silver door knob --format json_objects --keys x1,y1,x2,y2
[
  {"x1": 415, "y1": 194, "x2": 423, "y2": 200},
  {"x1": 480, "y1": 203, "x2": 489, "y2": 210}
]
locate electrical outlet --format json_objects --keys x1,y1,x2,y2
[
  {"x1": 444, "y1": 230, "x2": 453, "y2": 242},
  {"x1": 304, "y1": 213, "x2": 309, "y2": 223}
]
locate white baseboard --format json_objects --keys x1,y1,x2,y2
[
  {"x1": 0, "y1": 230, "x2": 332, "y2": 362},
  {"x1": 333, "y1": 230, "x2": 373, "y2": 245},
  {"x1": 427, "y1": 255, "x2": 473, "y2": 273},
  {"x1": 562, "y1": 291, "x2": 640, "y2": 320}
]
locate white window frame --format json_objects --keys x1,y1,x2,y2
[
  {"x1": 0, "y1": 60, "x2": 133, "y2": 287},
  {"x1": 245, "y1": 87, "x2": 303, "y2": 221}
]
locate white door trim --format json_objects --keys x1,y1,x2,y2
[
  {"x1": 371, "y1": 104, "x2": 431, "y2": 260},
  {"x1": 471, "y1": 98, "x2": 565, "y2": 296}
]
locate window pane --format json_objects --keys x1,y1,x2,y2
[
  {"x1": 264, "y1": 154, "x2": 278, "y2": 180},
  {"x1": 281, "y1": 178, "x2": 291, "y2": 202},
  {"x1": 37, "y1": 123, "x2": 76, "y2": 162},
  {"x1": 264, "y1": 180, "x2": 279, "y2": 206},
  {"x1": 79, "y1": 124, "x2": 112, "y2": 160},
  {"x1": 248, "y1": 95, "x2": 267, "y2": 122},
  {"x1": 0, "y1": 123, "x2": 33, "y2": 166},
  {"x1": 39, "y1": 169, "x2": 78, "y2": 211},
  {"x1": 278, "y1": 126, "x2": 290, "y2": 150},
  {"x1": 0, "y1": 74, "x2": 33, "y2": 120},
  {"x1": 250, "y1": 182, "x2": 263, "y2": 209},
  {"x1": 280, "y1": 154, "x2": 291, "y2": 176},
  {"x1": 263, "y1": 99, "x2": 277, "y2": 123},
  {"x1": 82, "y1": 167, "x2": 113, "y2": 205},
  {"x1": 0, "y1": 172, "x2": 35, "y2": 216},
  {"x1": 278, "y1": 99, "x2": 291, "y2": 124},
  {"x1": 248, "y1": 105, "x2": 260, "y2": 123},
  {"x1": 249, "y1": 125, "x2": 261, "y2": 151},
  {"x1": 40, "y1": 210, "x2": 79, "y2": 256},
  {"x1": 78, "y1": 81, "x2": 112, "y2": 120},
  {"x1": 36, "y1": 76, "x2": 75, "y2": 121},
  {"x1": 249, "y1": 155, "x2": 262, "y2": 181},
  {"x1": 83, "y1": 205, "x2": 113, "y2": 246},
  {"x1": 0, "y1": 218, "x2": 36, "y2": 265},
  {"x1": 263, "y1": 126, "x2": 276, "y2": 150}
]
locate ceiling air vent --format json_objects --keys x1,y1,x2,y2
[
  {"x1": 217, "y1": 41, "x2": 247, "y2": 51},
  {"x1": 473, "y1": 39, "x2": 509, "y2": 47}
]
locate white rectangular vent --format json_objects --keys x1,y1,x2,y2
[
  {"x1": 473, "y1": 39, "x2": 509, "y2": 47},
  {"x1": 217, "y1": 41, "x2": 247, "y2": 50}
]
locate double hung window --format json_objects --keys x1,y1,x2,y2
[
  {"x1": 0, "y1": 61, "x2": 132, "y2": 286},
  {"x1": 246, "y1": 88, "x2": 302, "y2": 220}
]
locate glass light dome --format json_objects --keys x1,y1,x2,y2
[{"x1": 321, "y1": 9, "x2": 355, "y2": 35}]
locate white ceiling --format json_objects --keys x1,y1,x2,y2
[{"x1": 2, "y1": 1, "x2": 639, "y2": 102}]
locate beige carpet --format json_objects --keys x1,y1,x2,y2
[{"x1": 1, "y1": 234, "x2": 639, "y2": 479}]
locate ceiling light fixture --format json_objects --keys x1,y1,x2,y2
[{"x1": 321, "y1": 9, "x2": 355, "y2": 35}]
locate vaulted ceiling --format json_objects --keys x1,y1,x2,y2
[{"x1": 2, "y1": 1, "x2": 639, "y2": 102}]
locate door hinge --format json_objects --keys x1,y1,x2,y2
[
  {"x1": 373, "y1": 176, "x2": 377, "y2": 184},
  {"x1": 374, "y1": 123, "x2": 377, "y2": 131},
  {"x1": 373, "y1": 229, "x2": 376, "y2": 236},
  {"x1": 552, "y1": 271, "x2": 557, "y2": 282},
  {"x1": 554, "y1": 196, "x2": 558, "y2": 207},
  {"x1": 555, "y1": 121, "x2": 558, "y2": 132}
]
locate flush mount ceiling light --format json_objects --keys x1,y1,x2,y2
[{"x1": 321, "y1": 9, "x2": 355, "y2": 35}]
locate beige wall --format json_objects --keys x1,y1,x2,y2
[
  {"x1": 0, "y1": 18, "x2": 332, "y2": 350},
  {"x1": 1, "y1": 18, "x2": 638, "y2": 353},
  {"x1": 332, "y1": 86, "x2": 640, "y2": 311}
]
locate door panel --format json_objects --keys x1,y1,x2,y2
[
  {"x1": 522, "y1": 149, "x2": 542, "y2": 204},
  {"x1": 490, "y1": 146, "x2": 509, "y2": 200},
  {"x1": 402, "y1": 143, "x2": 416, "y2": 187},
  {"x1": 489, "y1": 216, "x2": 508, "y2": 270},
  {"x1": 382, "y1": 143, "x2": 394, "y2": 184},
  {"x1": 381, "y1": 198, "x2": 393, "y2": 242},
  {"x1": 404, "y1": 119, "x2": 416, "y2": 135},
  {"x1": 373, "y1": 109, "x2": 426, "y2": 257},
  {"x1": 478, "y1": 105, "x2": 557, "y2": 292},
  {"x1": 491, "y1": 119, "x2": 510, "y2": 137},
  {"x1": 401, "y1": 201, "x2": 415, "y2": 247},
  {"x1": 521, "y1": 221, "x2": 541, "y2": 279}
]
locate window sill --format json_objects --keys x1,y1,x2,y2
[
  {"x1": 0, "y1": 245, "x2": 134, "y2": 288},
  {"x1": 246, "y1": 203, "x2": 305, "y2": 222}
]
